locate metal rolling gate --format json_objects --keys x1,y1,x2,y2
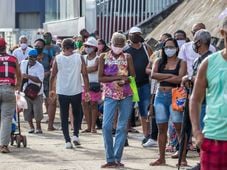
[{"x1": 96, "y1": 0, "x2": 178, "y2": 43}]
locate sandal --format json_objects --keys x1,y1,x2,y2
[
  {"x1": 101, "y1": 162, "x2": 117, "y2": 168},
  {"x1": 47, "y1": 127, "x2": 57, "y2": 131},
  {"x1": 81, "y1": 129, "x2": 91, "y2": 133},
  {"x1": 116, "y1": 162, "x2": 124, "y2": 167},
  {"x1": 0, "y1": 145, "x2": 10, "y2": 153},
  {"x1": 150, "y1": 159, "x2": 166, "y2": 166},
  {"x1": 91, "y1": 129, "x2": 97, "y2": 133}
]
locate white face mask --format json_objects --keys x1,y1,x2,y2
[
  {"x1": 20, "y1": 43, "x2": 28, "y2": 50},
  {"x1": 164, "y1": 48, "x2": 177, "y2": 57},
  {"x1": 85, "y1": 47, "x2": 94, "y2": 54},
  {"x1": 111, "y1": 44, "x2": 123, "y2": 55},
  {"x1": 177, "y1": 40, "x2": 186, "y2": 48}
]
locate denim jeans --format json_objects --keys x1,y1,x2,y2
[
  {"x1": 0, "y1": 86, "x2": 16, "y2": 146},
  {"x1": 154, "y1": 90, "x2": 183, "y2": 124},
  {"x1": 58, "y1": 93, "x2": 82, "y2": 143},
  {"x1": 137, "y1": 83, "x2": 151, "y2": 118},
  {"x1": 102, "y1": 96, "x2": 132, "y2": 163}
]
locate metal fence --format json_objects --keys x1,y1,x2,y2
[{"x1": 97, "y1": 0, "x2": 178, "y2": 42}]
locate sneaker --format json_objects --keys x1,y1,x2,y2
[
  {"x1": 65, "y1": 142, "x2": 73, "y2": 149},
  {"x1": 28, "y1": 129, "x2": 35, "y2": 134},
  {"x1": 72, "y1": 136, "x2": 81, "y2": 146},
  {"x1": 0, "y1": 145, "x2": 10, "y2": 153},
  {"x1": 142, "y1": 138, "x2": 157, "y2": 147},
  {"x1": 142, "y1": 136, "x2": 150, "y2": 144}
]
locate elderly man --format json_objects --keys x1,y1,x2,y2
[
  {"x1": 0, "y1": 38, "x2": 21, "y2": 153},
  {"x1": 13, "y1": 35, "x2": 32, "y2": 63},
  {"x1": 21, "y1": 49, "x2": 44, "y2": 134},
  {"x1": 190, "y1": 17, "x2": 227, "y2": 170}
]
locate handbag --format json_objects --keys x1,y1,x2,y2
[
  {"x1": 172, "y1": 87, "x2": 187, "y2": 112},
  {"x1": 24, "y1": 83, "x2": 41, "y2": 100},
  {"x1": 89, "y1": 82, "x2": 101, "y2": 92},
  {"x1": 23, "y1": 63, "x2": 42, "y2": 100}
]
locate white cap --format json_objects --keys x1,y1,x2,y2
[
  {"x1": 129, "y1": 27, "x2": 142, "y2": 34},
  {"x1": 84, "y1": 37, "x2": 98, "y2": 47}
]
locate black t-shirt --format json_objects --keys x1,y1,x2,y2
[{"x1": 124, "y1": 44, "x2": 149, "y2": 87}]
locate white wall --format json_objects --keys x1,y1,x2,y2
[{"x1": 0, "y1": 0, "x2": 15, "y2": 28}]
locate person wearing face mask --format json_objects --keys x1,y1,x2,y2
[
  {"x1": 20, "y1": 49, "x2": 45, "y2": 134},
  {"x1": 99, "y1": 32, "x2": 135, "y2": 168},
  {"x1": 34, "y1": 38, "x2": 57, "y2": 131},
  {"x1": 150, "y1": 38, "x2": 187, "y2": 166},
  {"x1": 13, "y1": 35, "x2": 32, "y2": 63},
  {"x1": 124, "y1": 26, "x2": 153, "y2": 145},
  {"x1": 181, "y1": 29, "x2": 213, "y2": 170},
  {"x1": 178, "y1": 23, "x2": 216, "y2": 76},
  {"x1": 190, "y1": 17, "x2": 227, "y2": 170},
  {"x1": 174, "y1": 30, "x2": 187, "y2": 49},
  {"x1": 81, "y1": 37, "x2": 101, "y2": 133}
]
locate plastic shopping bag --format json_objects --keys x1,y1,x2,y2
[
  {"x1": 128, "y1": 76, "x2": 140, "y2": 102},
  {"x1": 15, "y1": 91, "x2": 28, "y2": 110}
]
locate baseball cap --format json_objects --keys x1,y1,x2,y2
[
  {"x1": 28, "y1": 49, "x2": 38, "y2": 57},
  {"x1": 0, "y1": 38, "x2": 7, "y2": 47},
  {"x1": 84, "y1": 37, "x2": 98, "y2": 48},
  {"x1": 129, "y1": 27, "x2": 142, "y2": 34}
]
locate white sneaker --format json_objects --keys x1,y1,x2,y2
[
  {"x1": 65, "y1": 142, "x2": 73, "y2": 149},
  {"x1": 72, "y1": 136, "x2": 81, "y2": 146},
  {"x1": 142, "y1": 138, "x2": 157, "y2": 147}
]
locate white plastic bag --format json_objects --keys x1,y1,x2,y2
[{"x1": 15, "y1": 91, "x2": 28, "y2": 109}]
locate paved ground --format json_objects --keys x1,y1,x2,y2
[{"x1": 0, "y1": 113, "x2": 199, "y2": 170}]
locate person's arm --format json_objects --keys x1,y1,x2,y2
[
  {"x1": 87, "y1": 57, "x2": 99, "y2": 73},
  {"x1": 15, "y1": 59, "x2": 22, "y2": 90},
  {"x1": 127, "y1": 53, "x2": 136, "y2": 78},
  {"x1": 98, "y1": 53, "x2": 125, "y2": 83},
  {"x1": 151, "y1": 58, "x2": 174, "y2": 81},
  {"x1": 190, "y1": 58, "x2": 208, "y2": 148},
  {"x1": 81, "y1": 55, "x2": 89, "y2": 93},
  {"x1": 49, "y1": 58, "x2": 58, "y2": 96},
  {"x1": 160, "y1": 60, "x2": 187, "y2": 84}
]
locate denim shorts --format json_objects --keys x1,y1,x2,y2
[{"x1": 154, "y1": 90, "x2": 183, "y2": 124}]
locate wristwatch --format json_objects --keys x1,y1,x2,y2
[{"x1": 188, "y1": 75, "x2": 192, "y2": 81}]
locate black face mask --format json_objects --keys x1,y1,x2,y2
[
  {"x1": 35, "y1": 47, "x2": 43, "y2": 55},
  {"x1": 130, "y1": 34, "x2": 143, "y2": 44},
  {"x1": 192, "y1": 42, "x2": 200, "y2": 53}
]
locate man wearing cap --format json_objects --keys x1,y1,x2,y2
[
  {"x1": 0, "y1": 38, "x2": 21, "y2": 153},
  {"x1": 190, "y1": 17, "x2": 227, "y2": 170},
  {"x1": 12, "y1": 35, "x2": 32, "y2": 63},
  {"x1": 20, "y1": 49, "x2": 44, "y2": 134},
  {"x1": 124, "y1": 27, "x2": 153, "y2": 144}
]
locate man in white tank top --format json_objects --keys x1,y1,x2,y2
[{"x1": 49, "y1": 38, "x2": 90, "y2": 149}]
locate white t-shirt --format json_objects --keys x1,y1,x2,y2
[
  {"x1": 20, "y1": 60, "x2": 44, "y2": 95},
  {"x1": 178, "y1": 42, "x2": 216, "y2": 76},
  {"x1": 84, "y1": 55, "x2": 99, "y2": 83},
  {"x1": 56, "y1": 53, "x2": 82, "y2": 95},
  {"x1": 13, "y1": 47, "x2": 32, "y2": 63}
]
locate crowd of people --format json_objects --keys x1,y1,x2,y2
[{"x1": 0, "y1": 16, "x2": 227, "y2": 170}]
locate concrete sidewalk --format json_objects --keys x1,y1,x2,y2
[{"x1": 0, "y1": 114, "x2": 199, "y2": 170}]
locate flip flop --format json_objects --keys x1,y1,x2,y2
[
  {"x1": 101, "y1": 162, "x2": 117, "y2": 168},
  {"x1": 150, "y1": 159, "x2": 166, "y2": 166},
  {"x1": 81, "y1": 129, "x2": 91, "y2": 133}
]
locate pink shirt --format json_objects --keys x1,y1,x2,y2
[{"x1": 178, "y1": 41, "x2": 216, "y2": 76}]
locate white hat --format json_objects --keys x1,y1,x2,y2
[
  {"x1": 129, "y1": 27, "x2": 142, "y2": 34},
  {"x1": 84, "y1": 37, "x2": 98, "y2": 47}
]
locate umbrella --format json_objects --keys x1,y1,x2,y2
[{"x1": 178, "y1": 82, "x2": 193, "y2": 169}]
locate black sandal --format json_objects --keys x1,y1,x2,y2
[{"x1": 101, "y1": 162, "x2": 117, "y2": 168}]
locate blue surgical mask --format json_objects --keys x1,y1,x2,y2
[
  {"x1": 85, "y1": 47, "x2": 94, "y2": 54},
  {"x1": 164, "y1": 48, "x2": 177, "y2": 57}
]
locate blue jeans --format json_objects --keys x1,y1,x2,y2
[
  {"x1": 102, "y1": 96, "x2": 132, "y2": 163},
  {"x1": 137, "y1": 83, "x2": 151, "y2": 118},
  {"x1": 154, "y1": 90, "x2": 183, "y2": 124}
]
